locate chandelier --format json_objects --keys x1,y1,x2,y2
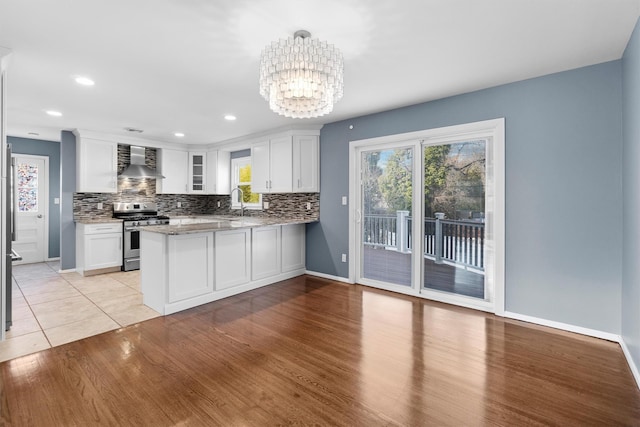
[{"x1": 259, "y1": 30, "x2": 344, "y2": 119}]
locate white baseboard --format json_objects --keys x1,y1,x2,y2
[
  {"x1": 503, "y1": 311, "x2": 620, "y2": 342},
  {"x1": 58, "y1": 268, "x2": 76, "y2": 274},
  {"x1": 620, "y1": 338, "x2": 640, "y2": 390},
  {"x1": 305, "y1": 270, "x2": 354, "y2": 284},
  {"x1": 46, "y1": 257, "x2": 60, "y2": 262}
]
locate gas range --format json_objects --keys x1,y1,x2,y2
[
  {"x1": 113, "y1": 202, "x2": 170, "y2": 227},
  {"x1": 113, "y1": 202, "x2": 170, "y2": 271},
  {"x1": 121, "y1": 215, "x2": 170, "y2": 227}
]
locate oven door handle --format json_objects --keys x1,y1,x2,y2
[{"x1": 124, "y1": 227, "x2": 141, "y2": 232}]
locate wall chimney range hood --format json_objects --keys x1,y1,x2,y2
[{"x1": 119, "y1": 146, "x2": 165, "y2": 179}]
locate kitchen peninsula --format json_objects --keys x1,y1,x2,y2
[{"x1": 140, "y1": 216, "x2": 313, "y2": 315}]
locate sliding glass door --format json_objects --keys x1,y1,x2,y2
[
  {"x1": 422, "y1": 140, "x2": 487, "y2": 300},
  {"x1": 351, "y1": 119, "x2": 504, "y2": 313},
  {"x1": 360, "y1": 147, "x2": 414, "y2": 288}
]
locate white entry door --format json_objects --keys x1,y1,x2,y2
[{"x1": 12, "y1": 155, "x2": 47, "y2": 264}]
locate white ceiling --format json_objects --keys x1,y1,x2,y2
[{"x1": 1, "y1": 0, "x2": 638, "y2": 145}]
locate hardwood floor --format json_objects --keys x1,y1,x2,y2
[{"x1": 1, "y1": 275, "x2": 639, "y2": 426}]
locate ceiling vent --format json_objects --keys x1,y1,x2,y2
[
  {"x1": 124, "y1": 127, "x2": 144, "y2": 133},
  {"x1": 118, "y1": 146, "x2": 165, "y2": 179}
]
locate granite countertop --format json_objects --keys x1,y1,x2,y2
[
  {"x1": 141, "y1": 216, "x2": 317, "y2": 235},
  {"x1": 75, "y1": 218, "x2": 124, "y2": 224}
]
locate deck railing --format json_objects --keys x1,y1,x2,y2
[{"x1": 363, "y1": 212, "x2": 485, "y2": 270}]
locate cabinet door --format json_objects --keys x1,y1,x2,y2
[
  {"x1": 77, "y1": 138, "x2": 118, "y2": 193},
  {"x1": 282, "y1": 224, "x2": 305, "y2": 272},
  {"x1": 188, "y1": 152, "x2": 207, "y2": 193},
  {"x1": 292, "y1": 135, "x2": 319, "y2": 192},
  {"x1": 252, "y1": 226, "x2": 281, "y2": 280},
  {"x1": 251, "y1": 140, "x2": 270, "y2": 193},
  {"x1": 168, "y1": 233, "x2": 214, "y2": 303},
  {"x1": 269, "y1": 136, "x2": 293, "y2": 193},
  {"x1": 157, "y1": 149, "x2": 188, "y2": 194},
  {"x1": 215, "y1": 229, "x2": 251, "y2": 290},
  {"x1": 85, "y1": 233, "x2": 122, "y2": 270},
  {"x1": 206, "y1": 150, "x2": 231, "y2": 194}
]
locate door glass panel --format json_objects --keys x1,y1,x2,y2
[
  {"x1": 17, "y1": 162, "x2": 38, "y2": 212},
  {"x1": 361, "y1": 147, "x2": 413, "y2": 287},
  {"x1": 422, "y1": 140, "x2": 486, "y2": 299}
]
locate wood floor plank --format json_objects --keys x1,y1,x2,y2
[{"x1": 1, "y1": 275, "x2": 639, "y2": 426}]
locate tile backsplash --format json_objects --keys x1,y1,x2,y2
[{"x1": 73, "y1": 144, "x2": 320, "y2": 221}]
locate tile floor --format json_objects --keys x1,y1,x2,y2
[{"x1": 0, "y1": 261, "x2": 160, "y2": 363}]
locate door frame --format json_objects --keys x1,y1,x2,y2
[
  {"x1": 349, "y1": 118, "x2": 505, "y2": 315},
  {"x1": 12, "y1": 153, "x2": 49, "y2": 264}
]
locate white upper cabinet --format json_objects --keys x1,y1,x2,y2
[
  {"x1": 292, "y1": 135, "x2": 319, "y2": 193},
  {"x1": 251, "y1": 140, "x2": 270, "y2": 194},
  {"x1": 206, "y1": 150, "x2": 231, "y2": 195},
  {"x1": 251, "y1": 136, "x2": 293, "y2": 193},
  {"x1": 157, "y1": 149, "x2": 188, "y2": 194},
  {"x1": 158, "y1": 149, "x2": 231, "y2": 195},
  {"x1": 269, "y1": 136, "x2": 293, "y2": 193},
  {"x1": 188, "y1": 152, "x2": 207, "y2": 193},
  {"x1": 76, "y1": 137, "x2": 118, "y2": 193},
  {"x1": 251, "y1": 132, "x2": 319, "y2": 194}
]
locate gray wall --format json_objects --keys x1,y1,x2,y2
[
  {"x1": 60, "y1": 131, "x2": 75, "y2": 270},
  {"x1": 8, "y1": 136, "x2": 60, "y2": 258},
  {"x1": 308, "y1": 60, "x2": 623, "y2": 334},
  {"x1": 622, "y1": 18, "x2": 640, "y2": 378}
]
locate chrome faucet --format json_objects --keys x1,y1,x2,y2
[{"x1": 230, "y1": 186, "x2": 245, "y2": 217}]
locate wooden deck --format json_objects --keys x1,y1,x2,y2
[{"x1": 363, "y1": 245, "x2": 485, "y2": 298}]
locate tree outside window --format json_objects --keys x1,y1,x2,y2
[{"x1": 232, "y1": 157, "x2": 261, "y2": 209}]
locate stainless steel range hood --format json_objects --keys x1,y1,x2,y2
[{"x1": 119, "y1": 146, "x2": 165, "y2": 179}]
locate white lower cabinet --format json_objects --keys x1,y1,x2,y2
[
  {"x1": 76, "y1": 222, "x2": 123, "y2": 276},
  {"x1": 141, "y1": 223, "x2": 308, "y2": 315},
  {"x1": 282, "y1": 224, "x2": 305, "y2": 272},
  {"x1": 252, "y1": 226, "x2": 281, "y2": 280},
  {"x1": 168, "y1": 233, "x2": 214, "y2": 303},
  {"x1": 215, "y1": 229, "x2": 251, "y2": 290}
]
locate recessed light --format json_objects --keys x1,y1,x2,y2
[
  {"x1": 224, "y1": 115, "x2": 236, "y2": 121},
  {"x1": 75, "y1": 76, "x2": 95, "y2": 86},
  {"x1": 174, "y1": 132, "x2": 185, "y2": 137},
  {"x1": 46, "y1": 110, "x2": 62, "y2": 117}
]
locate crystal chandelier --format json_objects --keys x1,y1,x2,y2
[{"x1": 259, "y1": 30, "x2": 344, "y2": 119}]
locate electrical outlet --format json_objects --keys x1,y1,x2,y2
[
  {"x1": 263, "y1": 201, "x2": 270, "y2": 209},
  {"x1": 177, "y1": 201, "x2": 182, "y2": 208},
  {"x1": 97, "y1": 202, "x2": 103, "y2": 210},
  {"x1": 341, "y1": 196, "x2": 348, "y2": 205},
  {"x1": 341, "y1": 253, "x2": 347, "y2": 263},
  {"x1": 217, "y1": 201, "x2": 221, "y2": 208},
  {"x1": 306, "y1": 202, "x2": 311, "y2": 210}
]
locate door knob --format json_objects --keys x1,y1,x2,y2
[{"x1": 37, "y1": 214, "x2": 43, "y2": 218}]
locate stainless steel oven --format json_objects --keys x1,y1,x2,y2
[
  {"x1": 123, "y1": 223, "x2": 142, "y2": 271},
  {"x1": 113, "y1": 202, "x2": 169, "y2": 271}
]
